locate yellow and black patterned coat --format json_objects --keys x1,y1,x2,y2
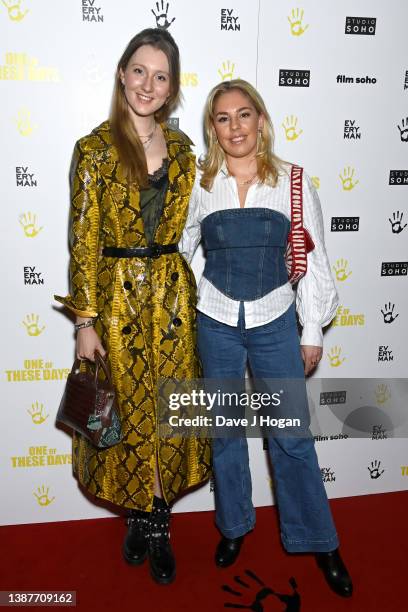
[{"x1": 56, "y1": 120, "x2": 211, "y2": 511}]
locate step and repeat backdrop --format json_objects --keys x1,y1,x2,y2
[{"x1": 1, "y1": 0, "x2": 407, "y2": 525}]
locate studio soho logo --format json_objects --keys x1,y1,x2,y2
[
  {"x1": 331, "y1": 217, "x2": 359, "y2": 232},
  {"x1": 16, "y1": 166, "x2": 36, "y2": 187},
  {"x1": 345, "y1": 17, "x2": 376, "y2": 35},
  {"x1": 381, "y1": 262, "x2": 408, "y2": 277},
  {"x1": 1, "y1": 0, "x2": 29, "y2": 22},
  {"x1": 389, "y1": 170, "x2": 408, "y2": 185},
  {"x1": 221, "y1": 8, "x2": 240, "y2": 31},
  {"x1": 319, "y1": 390, "x2": 347, "y2": 406},
  {"x1": 279, "y1": 69, "x2": 310, "y2": 87},
  {"x1": 82, "y1": 0, "x2": 104, "y2": 22}
]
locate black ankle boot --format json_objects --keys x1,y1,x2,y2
[
  {"x1": 316, "y1": 548, "x2": 353, "y2": 597},
  {"x1": 123, "y1": 509, "x2": 150, "y2": 565},
  {"x1": 215, "y1": 535, "x2": 245, "y2": 568},
  {"x1": 147, "y1": 496, "x2": 176, "y2": 585}
]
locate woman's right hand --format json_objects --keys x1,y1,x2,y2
[{"x1": 76, "y1": 326, "x2": 106, "y2": 361}]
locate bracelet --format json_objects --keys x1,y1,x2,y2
[{"x1": 74, "y1": 319, "x2": 96, "y2": 331}]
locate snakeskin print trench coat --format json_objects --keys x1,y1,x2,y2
[{"x1": 56, "y1": 120, "x2": 211, "y2": 511}]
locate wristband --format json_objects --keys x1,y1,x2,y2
[{"x1": 74, "y1": 319, "x2": 96, "y2": 331}]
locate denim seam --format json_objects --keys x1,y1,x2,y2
[{"x1": 281, "y1": 532, "x2": 338, "y2": 545}]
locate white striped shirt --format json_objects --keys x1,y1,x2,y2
[{"x1": 179, "y1": 166, "x2": 338, "y2": 347}]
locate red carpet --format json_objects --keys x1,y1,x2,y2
[{"x1": 1, "y1": 491, "x2": 406, "y2": 611}]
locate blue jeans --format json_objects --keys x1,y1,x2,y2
[{"x1": 197, "y1": 302, "x2": 339, "y2": 553}]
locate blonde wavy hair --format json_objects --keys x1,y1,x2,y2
[
  {"x1": 110, "y1": 28, "x2": 181, "y2": 188},
  {"x1": 199, "y1": 79, "x2": 286, "y2": 191}
]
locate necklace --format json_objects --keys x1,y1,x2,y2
[
  {"x1": 228, "y1": 170, "x2": 258, "y2": 186},
  {"x1": 139, "y1": 123, "x2": 157, "y2": 149}
]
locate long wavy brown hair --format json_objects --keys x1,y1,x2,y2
[
  {"x1": 199, "y1": 79, "x2": 286, "y2": 192},
  {"x1": 110, "y1": 28, "x2": 181, "y2": 188}
]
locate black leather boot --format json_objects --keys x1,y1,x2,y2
[
  {"x1": 147, "y1": 496, "x2": 176, "y2": 584},
  {"x1": 215, "y1": 535, "x2": 245, "y2": 568},
  {"x1": 123, "y1": 509, "x2": 150, "y2": 565},
  {"x1": 316, "y1": 548, "x2": 353, "y2": 597}
]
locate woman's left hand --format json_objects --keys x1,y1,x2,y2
[{"x1": 301, "y1": 345, "x2": 323, "y2": 376}]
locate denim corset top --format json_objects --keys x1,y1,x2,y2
[{"x1": 201, "y1": 208, "x2": 290, "y2": 301}]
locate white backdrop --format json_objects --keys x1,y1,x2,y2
[{"x1": 1, "y1": 0, "x2": 407, "y2": 526}]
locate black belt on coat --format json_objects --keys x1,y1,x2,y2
[{"x1": 102, "y1": 244, "x2": 178, "y2": 259}]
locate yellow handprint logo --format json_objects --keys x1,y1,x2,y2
[
  {"x1": 327, "y1": 346, "x2": 346, "y2": 368},
  {"x1": 218, "y1": 60, "x2": 235, "y2": 82},
  {"x1": 375, "y1": 384, "x2": 391, "y2": 405},
  {"x1": 339, "y1": 166, "x2": 359, "y2": 191},
  {"x1": 15, "y1": 108, "x2": 36, "y2": 136},
  {"x1": 288, "y1": 8, "x2": 309, "y2": 36},
  {"x1": 333, "y1": 258, "x2": 352, "y2": 282},
  {"x1": 2, "y1": 0, "x2": 28, "y2": 22},
  {"x1": 27, "y1": 402, "x2": 49, "y2": 425},
  {"x1": 311, "y1": 176, "x2": 320, "y2": 189},
  {"x1": 33, "y1": 486, "x2": 55, "y2": 507},
  {"x1": 282, "y1": 115, "x2": 303, "y2": 141},
  {"x1": 22, "y1": 314, "x2": 45, "y2": 337},
  {"x1": 19, "y1": 212, "x2": 43, "y2": 238}
]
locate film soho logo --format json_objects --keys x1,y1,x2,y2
[
  {"x1": 279, "y1": 70, "x2": 310, "y2": 87},
  {"x1": 345, "y1": 17, "x2": 376, "y2": 35}
]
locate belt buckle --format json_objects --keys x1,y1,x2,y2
[{"x1": 150, "y1": 243, "x2": 162, "y2": 258}]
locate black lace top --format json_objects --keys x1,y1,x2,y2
[{"x1": 140, "y1": 158, "x2": 169, "y2": 245}]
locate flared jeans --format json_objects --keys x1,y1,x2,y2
[{"x1": 197, "y1": 302, "x2": 339, "y2": 553}]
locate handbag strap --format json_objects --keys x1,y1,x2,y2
[
  {"x1": 71, "y1": 350, "x2": 113, "y2": 388},
  {"x1": 290, "y1": 164, "x2": 304, "y2": 236}
]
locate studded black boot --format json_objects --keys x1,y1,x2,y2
[
  {"x1": 147, "y1": 496, "x2": 176, "y2": 584},
  {"x1": 122, "y1": 509, "x2": 150, "y2": 565}
]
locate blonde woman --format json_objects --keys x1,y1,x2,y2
[
  {"x1": 180, "y1": 80, "x2": 353, "y2": 598},
  {"x1": 56, "y1": 28, "x2": 210, "y2": 585}
]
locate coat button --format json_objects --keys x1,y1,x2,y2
[
  {"x1": 122, "y1": 325, "x2": 131, "y2": 335},
  {"x1": 171, "y1": 272, "x2": 179, "y2": 282},
  {"x1": 173, "y1": 317, "x2": 182, "y2": 327},
  {"x1": 123, "y1": 281, "x2": 132, "y2": 290}
]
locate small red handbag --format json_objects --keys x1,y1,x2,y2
[{"x1": 285, "y1": 165, "x2": 315, "y2": 284}]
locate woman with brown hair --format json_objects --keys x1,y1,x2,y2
[
  {"x1": 180, "y1": 79, "x2": 353, "y2": 598},
  {"x1": 56, "y1": 28, "x2": 210, "y2": 585}
]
